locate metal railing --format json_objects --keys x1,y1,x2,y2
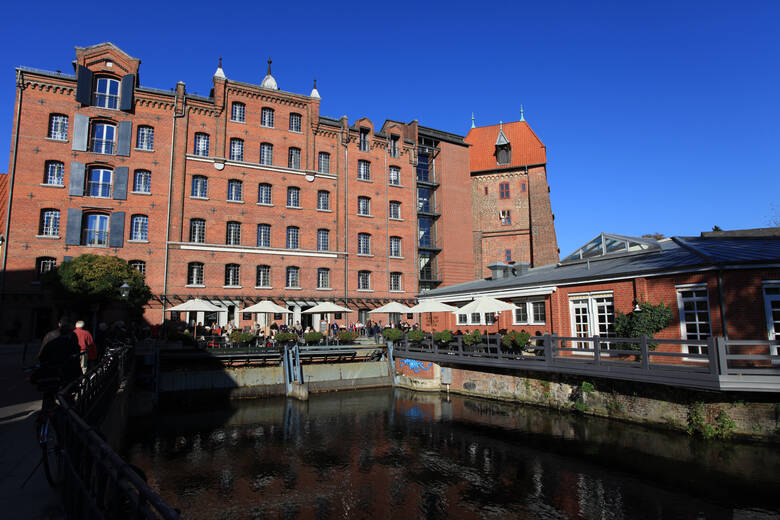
[
  {"x1": 392, "y1": 333, "x2": 780, "y2": 392},
  {"x1": 55, "y1": 344, "x2": 180, "y2": 519}
]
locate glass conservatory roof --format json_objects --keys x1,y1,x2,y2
[{"x1": 561, "y1": 233, "x2": 661, "y2": 264}]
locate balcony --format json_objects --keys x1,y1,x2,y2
[
  {"x1": 416, "y1": 201, "x2": 441, "y2": 218},
  {"x1": 82, "y1": 229, "x2": 108, "y2": 247},
  {"x1": 418, "y1": 236, "x2": 442, "y2": 251},
  {"x1": 419, "y1": 269, "x2": 442, "y2": 283}
]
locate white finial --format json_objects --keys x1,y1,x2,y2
[
  {"x1": 261, "y1": 58, "x2": 278, "y2": 90},
  {"x1": 213, "y1": 57, "x2": 225, "y2": 79},
  {"x1": 310, "y1": 78, "x2": 320, "y2": 99},
  {"x1": 520, "y1": 105, "x2": 525, "y2": 122},
  {"x1": 471, "y1": 112, "x2": 475, "y2": 129}
]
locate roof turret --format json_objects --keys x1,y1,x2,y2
[{"x1": 261, "y1": 58, "x2": 278, "y2": 90}]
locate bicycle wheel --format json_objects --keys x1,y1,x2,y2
[{"x1": 40, "y1": 418, "x2": 64, "y2": 487}]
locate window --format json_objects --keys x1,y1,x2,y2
[
  {"x1": 48, "y1": 114, "x2": 68, "y2": 140},
  {"x1": 358, "y1": 196, "x2": 371, "y2": 216},
  {"x1": 91, "y1": 122, "x2": 116, "y2": 154},
  {"x1": 287, "y1": 186, "x2": 300, "y2": 208},
  {"x1": 358, "y1": 271, "x2": 371, "y2": 290},
  {"x1": 130, "y1": 215, "x2": 148, "y2": 241},
  {"x1": 359, "y1": 128, "x2": 369, "y2": 152},
  {"x1": 762, "y1": 283, "x2": 780, "y2": 341},
  {"x1": 37, "y1": 257, "x2": 57, "y2": 278},
  {"x1": 261, "y1": 107, "x2": 274, "y2": 128},
  {"x1": 129, "y1": 260, "x2": 146, "y2": 276},
  {"x1": 190, "y1": 219, "x2": 205, "y2": 243},
  {"x1": 388, "y1": 166, "x2": 400, "y2": 186},
  {"x1": 505, "y1": 249, "x2": 512, "y2": 263},
  {"x1": 358, "y1": 160, "x2": 370, "y2": 180},
  {"x1": 257, "y1": 224, "x2": 271, "y2": 247},
  {"x1": 569, "y1": 293, "x2": 614, "y2": 350},
  {"x1": 288, "y1": 147, "x2": 301, "y2": 169},
  {"x1": 317, "y1": 229, "x2": 329, "y2": 251},
  {"x1": 194, "y1": 133, "x2": 210, "y2": 156},
  {"x1": 389, "y1": 135, "x2": 399, "y2": 158},
  {"x1": 93, "y1": 77, "x2": 119, "y2": 109},
  {"x1": 500, "y1": 210, "x2": 511, "y2": 226},
  {"x1": 260, "y1": 142, "x2": 273, "y2": 165},
  {"x1": 229, "y1": 138, "x2": 244, "y2": 161},
  {"x1": 225, "y1": 264, "x2": 240, "y2": 286},
  {"x1": 389, "y1": 201, "x2": 401, "y2": 220},
  {"x1": 137, "y1": 126, "x2": 154, "y2": 151},
  {"x1": 521, "y1": 183, "x2": 526, "y2": 192},
  {"x1": 317, "y1": 268, "x2": 330, "y2": 289},
  {"x1": 457, "y1": 313, "x2": 468, "y2": 325},
  {"x1": 286, "y1": 266, "x2": 299, "y2": 288},
  {"x1": 390, "y1": 272, "x2": 402, "y2": 292},
  {"x1": 499, "y1": 182, "x2": 510, "y2": 199},
  {"x1": 484, "y1": 186, "x2": 488, "y2": 195},
  {"x1": 289, "y1": 113, "x2": 302, "y2": 132},
  {"x1": 88, "y1": 168, "x2": 112, "y2": 198},
  {"x1": 389, "y1": 236, "x2": 402, "y2": 257},
  {"x1": 256, "y1": 265, "x2": 271, "y2": 287},
  {"x1": 44, "y1": 161, "x2": 64, "y2": 185},
  {"x1": 258, "y1": 183, "x2": 272, "y2": 205},
  {"x1": 417, "y1": 187, "x2": 433, "y2": 213},
  {"x1": 418, "y1": 217, "x2": 434, "y2": 247},
  {"x1": 227, "y1": 179, "x2": 243, "y2": 202},
  {"x1": 358, "y1": 233, "x2": 371, "y2": 255},
  {"x1": 226, "y1": 221, "x2": 241, "y2": 245},
  {"x1": 317, "y1": 190, "x2": 330, "y2": 211},
  {"x1": 677, "y1": 286, "x2": 711, "y2": 355},
  {"x1": 318, "y1": 152, "x2": 330, "y2": 173},
  {"x1": 231, "y1": 102, "x2": 246, "y2": 122},
  {"x1": 83, "y1": 213, "x2": 109, "y2": 247},
  {"x1": 191, "y1": 175, "x2": 208, "y2": 198},
  {"x1": 286, "y1": 226, "x2": 299, "y2": 249},
  {"x1": 39, "y1": 209, "x2": 60, "y2": 237},
  {"x1": 497, "y1": 146, "x2": 511, "y2": 165},
  {"x1": 133, "y1": 170, "x2": 151, "y2": 193},
  {"x1": 513, "y1": 300, "x2": 546, "y2": 325},
  {"x1": 187, "y1": 262, "x2": 204, "y2": 285}
]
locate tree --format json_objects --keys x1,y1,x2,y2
[
  {"x1": 711, "y1": 225, "x2": 723, "y2": 232},
  {"x1": 43, "y1": 254, "x2": 151, "y2": 318},
  {"x1": 614, "y1": 301, "x2": 673, "y2": 350},
  {"x1": 641, "y1": 232, "x2": 665, "y2": 240}
]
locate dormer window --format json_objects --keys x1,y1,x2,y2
[
  {"x1": 359, "y1": 128, "x2": 369, "y2": 152},
  {"x1": 93, "y1": 77, "x2": 120, "y2": 109},
  {"x1": 495, "y1": 122, "x2": 511, "y2": 165}
]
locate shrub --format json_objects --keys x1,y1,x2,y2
[
  {"x1": 382, "y1": 328, "x2": 403, "y2": 341},
  {"x1": 274, "y1": 332, "x2": 297, "y2": 343},
  {"x1": 167, "y1": 331, "x2": 195, "y2": 345},
  {"x1": 433, "y1": 330, "x2": 453, "y2": 343},
  {"x1": 501, "y1": 330, "x2": 530, "y2": 349},
  {"x1": 303, "y1": 331, "x2": 323, "y2": 344},
  {"x1": 614, "y1": 301, "x2": 673, "y2": 350},
  {"x1": 230, "y1": 330, "x2": 255, "y2": 343},
  {"x1": 407, "y1": 330, "x2": 426, "y2": 343},
  {"x1": 581, "y1": 381, "x2": 595, "y2": 393},
  {"x1": 337, "y1": 330, "x2": 359, "y2": 343},
  {"x1": 463, "y1": 330, "x2": 482, "y2": 346}
]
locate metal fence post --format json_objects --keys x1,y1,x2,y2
[
  {"x1": 715, "y1": 337, "x2": 728, "y2": 376},
  {"x1": 593, "y1": 336, "x2": 601, "y2": 365},
  {"x1": 543, "y1": 334, "x2": 553, "y2": 364},
  {"x1": 640, "y1": 336, "x2": 650, "y2": 371}
]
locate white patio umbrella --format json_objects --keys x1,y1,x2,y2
[
  {"x1": 453, "y1": 296, "x2": 517, "y2": 333},
  {"x1": 167, "y1": 298, "x2": 225, "y2": 338},
  {"x1": 369, "y1": 302, "x2": 413, "y2": 314},
  {"x1": 302, "y1": 302, "x2": 353, "y2": 314},
  {"x1": 409, "y1": 300, "x2": 458, "y2": 331},
  {"x1": 238, "y1": 301, "x2": 292, "y2": 337}
]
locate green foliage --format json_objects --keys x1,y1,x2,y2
[
  {"x1": 303, "y1": 331, "x2": 323, "y2": 344},
  {"x1": 382, "y1": 328, "x2": 403, "y2": 341},
  {"x1": 687, "y1": 403, "x2": 736, "y2": 440},
  {"x1": 614, "y1": 301, "x2": 673, "y2": 350},
  {"x1": 715, "y1": 411, "x2": 736, "y2": 439},
  {"x1": 337, "y1": 330, "x2": 359, "y2": 342},
  {"x1": 42, "y1": 254, "x2": 151, "y2": 315},
  {"x1": 462, "y1": 330, "x2": 483, "y2": 346},
  {"x1": 606, "y1": 392, "x2": 625, "y2": 416},
  {"x1": 274, "y1": 332, "x2": 297, "y2": 343},
  {"x1": 407, "y1": 329, "x2": 426, "y2": 343},
  {"x1": 502, "y1": 330, "x2": 531, "y2": 349},
  {"x1": 581, "y1": 381, "x2": 595, "y2": 394},
  {"x1": 573, "y1": 400, "x2": 590, "y2": 413},
  {"x1": 433, "y1": 330, "x2": 453, "y2": 343},
  {"x1": 230, "y1": 331, "x2": 255, "y2": 343}
]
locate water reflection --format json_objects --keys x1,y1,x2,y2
[{"x1": 126, "y1": 389, "x2": 780, "y2": 519}]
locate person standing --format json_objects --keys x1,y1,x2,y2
[
  {"x1": 37, "y1": 318, "x2": 81, "y2": 384},
  {"x1": 73, "y1": 320, "x2": 97, "y2": 373}
]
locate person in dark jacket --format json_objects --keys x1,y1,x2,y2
[{"x1": 37, "y1": 318, "x2": 81, "y2": 385}]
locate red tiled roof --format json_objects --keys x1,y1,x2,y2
[{"x1": 465, "y1": 120, "x2": 546, "y2": 172}]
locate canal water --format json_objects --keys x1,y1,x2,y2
[{"x1": 126, "y1": 388, "x2": 780, "y2": 519}]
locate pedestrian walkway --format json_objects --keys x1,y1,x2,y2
[{"x1": 0, "y1": 344, "x2": 63, "y2": 519}]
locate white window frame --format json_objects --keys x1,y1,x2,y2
[
  {"x1": 568, "y1": 292, "x2": 615, "y2": 353},
  {"x1": 256, "y1": 265, "x2": 271, "y2": 288},
  {"x1": 258, "y1": 183, "x2": 272, "y2": 205},
  {"x1": 187, "y1": 262, "x2": 204, "y2": 286},
  {"x1": 358, "y1": 271, "x2": 371, "y2": 290},
  {"x1": 289, "y1": 113, "x2": 302, "y2": 133},
  {"x1": 287, "y1": 187, "x2": 300, "y2": 208},
  {"x1": 229, "y1": 139, "x2": 244, "y2": 161},
  {"x1": 317, "y1": 268, "x2": 330, "y2": 289},
  {"x1": 286, "y1": 226, "x2": 299, "y2": 249},
  {"x1": 388, "y1": 166, "x2": 400, "y2": 186},
  {"x1": 231, "y1": 102, "x2": 246, "y2": 123},
  {"x1": 88, "y1": 168, "x2": 112, "y2": 198},
  {"x1": 133, "y1": 170, "x2": 151, "y2": 193},
  {"x1": 93, "y1": 77, "x2": 119, "y2": 109},
  {"x1": 48, "y1": 114, "x2": 68, "y2": 141},
  {"x1": 40, "y1": 209, "x2": 60, "y2": 237},
  {"x1": 512, "y1": 299, "x2": 546, "y2": 325},
  {"x1": 257, "y1": 224, "x2": 271, "y2": 247},
  {"x1": 190, "y1": 219, "x2": 205, "y2": 243},
  {"x1": 261, "y1": 107, "x2": 274, "y2": 128},
  {"x1": 676, "y1": 284, "x2": 712, "y2": 360},
  {"x1": 358, "y1": 160, "x2": 370, "y2": 180},
  {"x1": 288, "y1": 147, "x2": 301, "y2": 169},
  {"x1": 389, "y1": 236, "x2": 402, "y2": 258},
  {"x1": 91, "y1": 123, "x2": 116, "y2": 155},
  {"x1": 390, "y1": 272, "x2": 402, "y2": 292},
  {"x1": 260, "y1": 143, "x2": 273, "y2": 165},
  {"x1": 317, "y1": 190, "x2": 330, "y2": 211},
  {"x1": 130, "y1": 215, "x2": 149, "y2": 241},
  {"x1": 191, "y1": 175, "x2": 208, "y2": 198},
  {"x1": 286, "y1": 266, "x2": 300, "y2": 288},
  {"x1": 226, "y1": 221, "x2": 241, "y2": 245},
  {"x1": 129, "y1": 260, "x2": 146, "y2": 275},
  {"x1": 357, "y1": 233, "x2": 371, "y2": 255},
  {"x1": 224, "y1": 264, "x2": 240, "y2": 287},
  {"x1": 83, "y1": 213, "x2": 109, "y2": 247},
  {"x1": 227, "y1": 179, "x2": 243, "y2": 202},
  {"x1": 317, "y1": 229, "x2": 329, "y2": 251},
  {"x1": 194, "y1": 133, "x2": 210, "y2": 156},
  {"x1": 45, "y1": 161, "x2": 64, "y2": 186},
  {"x1": 389, "y1": 201, "x2": 401, "y2": 220},
  {"x1": 318, "y1": 152, "x2": 330, "y2": 173},
  {"x1": 358, "y1": 196, "x2": 371, "y2": 216},
  {"x1": 137, "y1": 126, "x2": 154, "y2": 151}
]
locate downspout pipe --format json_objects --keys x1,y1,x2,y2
[
  {"x1": 1, "y1": 70, "x2": 25, "y2": 297},
  {"x1": 342, "y1": 122, "x2": 349, "y2": 314}
]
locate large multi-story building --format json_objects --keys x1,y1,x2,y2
[{"x1": 1, "y1": 43, "x2": 558, "y2": 337}]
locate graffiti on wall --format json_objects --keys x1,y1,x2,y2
[{"x1": 399, "y1": 358, "x2": 432, "y2": 374}]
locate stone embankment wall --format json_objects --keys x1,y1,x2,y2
[{"x1": 394, "y1": 360, "x2": 780, "y2": 441}]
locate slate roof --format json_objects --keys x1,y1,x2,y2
[
  {"x1": 465, "y1": 120, "x2": 546, "y2": 172},
  {"x1": 422, "y1": 233, "x2": 780, "y2": 298}
]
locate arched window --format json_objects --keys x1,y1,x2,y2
[
  {"x1": 358, "y1": 160, "x2": 370, "y2": 180},
  {"x1": 187, "y1": 262, "x2": 204, "y2": 285},
  {"x1": 317, "y1": 229, "x2": 329, "y2": 251},
  {"x1": 358, "y1": 196, "x2": 370, "y2": 216},
  {"x1": 90, "y1": 122, "x2": 116, "y2": 154},
  {"x1": 39, "y1": 209, "x2": 60, "y2": 237},
  {"x1": 389, "y1": 201, "x2": 401, "y2": 220},
  {"x1": 287, "y1": 186, "x2": 300, "y2": 208},
  {"x1": 133, "y1": 170, "x2": 151, "y2": 193},
  {"x1": 317, "y1": 190, "x2": 330, "y2": 210},
  {"x1": 44, "y1": 161, "x2": 64, "y2": 185},
  {"x1": 130, "y1": 214, "x2": 149, "y2": 241},
  {"x1": 318, "y1": 152, "x2": 330, "y2": 173},
  {"x1": 285, "y1": 266, "x2": 299, "y2": 288},
  {"x1": 389, "y1": 236, "x2": 402, "y2": 257},
  {"x1": 289, "y1": 113, "x2": 302, "y2": 132},
  {"x1": 191, "y1": 175, "x2": 208, "y2": 198},
  {"x1": 36, "y1": 257, "x2": 57, "y2": 279},
  {"x1": 261, "y1": 107, "x2": 275, "y2": 128},
  {"x1": 48, "y1": 114, "x2": 68, "y2": 140},
  {"x1": 258, "y1": 183, "x2": 272, "y2": 205},
  {"x1": 93, "y1": 77, "x2": 120, "y2": 109},
  {"x1": 390, "y1": 272, "x2": 402, "y2": 292},
  {"x1": 317, "y1": 268, "x2": 330, "y2": 289},
  {"x1": 194, "y1": 133, "x2": 210, "y2": 156},
  {"x1": 87, "y1": 167, "x2": 112, "y2": 198},
  {"x1": 260, "y1": 142, "x2": 273, "y2": 165},
  {"x1": 190, "y1": 219, "x2": 206, "y2": 243},
  {"x1": 358, "y1": 233, "x2": 371, "y2": 255},
  {"x1": 388, "y1": 166, "x2": 401, "y2": 186},
  {"x1": 226, "y1": 221, "x2": 241, "y2": 245},
  {"x1": 229, "y1": 138, "x2": 244, "y2": 161},
  {"x1": 358, "y1": 271, "x2": 371, "y2": 290},
  {"x1": 288, "y1": 147, "x2": 301, "y2": 169},
  {"x1": 225, "y1": 264, "x2": 240, "y2": 287},
  {"x1": 227, "y1": 179, "x2": 243, "y2": 201},
  {"x1": 231, "y1": 102, "x2": 246, "y2": 122},
  {"x1": 129, "y1": 260, "x2": 146, "y2": 276},
  {"x1": 286, "y1": 226, "x2": 299, "y2": 249},
  {"x1": 257, "y1": 224, "x2": 271, "y2": 247},
  {"x1": 136, "y1": 126, "x2": 154, "y2": 150},
  {"x1": 256, "y1": 265, "x2": 271, "y2": 287},
  {"x1": 83, "y1": 213, "x2": 109, "y2": 247}
]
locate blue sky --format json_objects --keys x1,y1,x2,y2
[{"x1": 1, "y1": 0, "x2": 778, "y2": 256}]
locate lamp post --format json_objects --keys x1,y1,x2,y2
[{"x1": 120, "y1": 282, "x2": 131, "y2": 300}]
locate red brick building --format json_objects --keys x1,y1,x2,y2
[{"x1": 1, "y1": 43, "x2": 560, "y2": 338}]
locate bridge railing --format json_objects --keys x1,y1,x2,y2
[
  {"x1": 56, "y1": 343, "x2": 180, "y2": 519},
  {"x1": 392, "y1": 333, "x2": 780, "y2": 392}
]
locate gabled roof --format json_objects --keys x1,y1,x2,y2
[{"x1": 465, "y1": 120, "x2": 546, "y2": 172}]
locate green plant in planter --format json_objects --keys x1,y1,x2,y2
[
  {"x1": 382, "y1": 328, "x2": 403, "y2": 341},
  {"x1": 274, "y1": 332, "x2": 297, "y2": 343},
  {"x1": 463, "y1": 330, "x2": 482, "y2": 346},
  {"x1": 501, "y1": 330, "x2": 530, "y2": 350},
  {"x1": 407, "y1": 330, "x2": 426, "y2": 343},
  {"x1": 433, "y1": 330, "x2": 453, "y2": 344},
  {"x1": 337, "y1": 330, "x2": 359, "y2": 343},
  {"x1": 303, "y1": 331, "x2": 323, "y2": 344},
  {"x1": 230, "y1": 330, "x2": 255, "y2": 343},
  {"x1": 614, "y1": 301, "x2": 673, "y2": 350}
]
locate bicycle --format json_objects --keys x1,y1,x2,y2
[{"x1": 25, "y1": 365, "x2": 66, "y2": 487}]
